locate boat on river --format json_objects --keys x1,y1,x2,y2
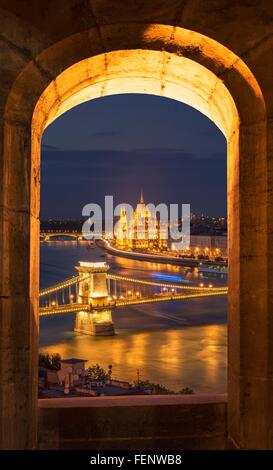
[{"x1": 198, "y1": 264, "x2": 228, "y2": 276}]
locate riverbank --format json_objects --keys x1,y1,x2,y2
[
  {"x1": 99, "y1": 239, "x2": 227, "y2": 269},
  {"x1": 100, "y1": 240, "x2": 200, "y2": 266}
]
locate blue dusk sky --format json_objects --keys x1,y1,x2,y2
[{"x1": 41, "y1": 94, "x2": 226, "y2": 219}]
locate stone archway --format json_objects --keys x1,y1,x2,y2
[{"x1": 1, "y1": 23, "x2": 269, "y2": 449}]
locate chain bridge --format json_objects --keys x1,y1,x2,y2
[{"x1": 39, "y1": 261, "x2": 227, "y2": 335}]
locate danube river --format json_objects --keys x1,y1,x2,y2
[{"x1": 40, "y1": 242, "x2": 227, "y2": 394}]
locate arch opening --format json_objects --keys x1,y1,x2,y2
[
  {"x1": 40, "y1": 91, "x2": 228, "y2": 394},
  {"x1": 2, "y1": 24, "x2": 268, "y2": 449},
  {"x1": 34, "y1": 48, "x2": 240, "y2": 139}
]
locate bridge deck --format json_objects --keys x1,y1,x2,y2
[{"x1": 39, "y1": 290, "x2": 227, "y2": 316}]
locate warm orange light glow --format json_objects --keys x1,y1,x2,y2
[{"x1": 79, "y1": 261, "x2": 107, "y2": 268}]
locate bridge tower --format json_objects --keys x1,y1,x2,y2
[{"x1": 74, "y1": 261, "x2": 114, "y2": 336}]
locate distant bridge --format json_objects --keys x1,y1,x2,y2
[
  {"x1": 40, "y1": 231, "x2": 83, "y2": 241},
  {"x1": 39, "y1": 261, "x2": 227, "y2": 335},
  {"x1": 40, "y1": 231, "x2": 100, "y2": 241}
]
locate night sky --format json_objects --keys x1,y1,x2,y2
[{"x1": 41, "y1": 94, "x2": 226, "y2": 219}]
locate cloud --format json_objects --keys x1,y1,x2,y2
[
  {"x1": 91, "y1": 131, "x2": 120, "y2": 138},
  {"x1": 134, "y1": 147, "x2": 187, "y2": 154},
  {"x1": 41, "y1": 147, "x2": 226, "y2": 183},
  {"x1": 41, "y1": 148, "x2": 226, "y2": 173},
  {"x1": 41, "y1": 148, "x2": 198, "y2": 170},
  {"x1": 41, "y1": 144, "x2": 63, "y2": 151},
  {"x1": 42, "y1": 144, "x2": 223, "y2": 162}
]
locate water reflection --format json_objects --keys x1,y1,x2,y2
[
  {"x1": 40, "y1": 324, "x2": 226, "y2": 393},
  {"x1": 40, "y1": 243, "x2": 227, "y2": 393}
]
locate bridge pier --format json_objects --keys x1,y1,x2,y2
[
  {"x1": 74, "y1": 261, "x2": 115, "y2": 336},
  {"x1": 74, "y1": 309, "x2": 114, "y2": 336}
]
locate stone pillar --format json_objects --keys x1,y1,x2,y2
[
  {"x1": 89, "y1": 272, "x2": 109, "y2": 307},
  {"x1": 76, "y1": 261, "x2": 110, "y2": 306},
  {"x1": 74, "y1": 309, "x2": 115, "y2": 336},
  {"x1": 0, "y1": 121, "x2": 39, "y2": 449},
  {"x1": 227, "y1": 121, "x2": 270, "y2": 449},
  {"x1": 74, "y1": 262, "x2": 114, "y2": 335},
  {"x1": 266, "y1": 115, "x2": 273, "y2": 450}
]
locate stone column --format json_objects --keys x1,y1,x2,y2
[
  {"x1": 74, "y1": 262, "x2": 114, "y2": 335},
  {"x1": 227, "y1": 121, "x2": 270, "y2": 448},
  {"x1": 74, "y1": 309, "x2": 114, "y2": 336},
  {"x1": 89, "y1": 272, "x2": 109, "y2": 307},
  {"x1": 0, "y1": 119, "x2": 39, "y2": 449}
]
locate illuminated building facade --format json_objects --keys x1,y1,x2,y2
[
  {"x1": 115, "y1": 192, "x2": 168, "y2": 251},
  {"x1": 171, "y1": 235, "x2": 227, "y2": 258}
]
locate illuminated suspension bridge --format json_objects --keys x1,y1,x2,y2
[{"x1": 39, "y1": 261, "x2": 227, "y2": 335}]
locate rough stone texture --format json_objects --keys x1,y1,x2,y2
[
  {"x1": 74, "y1": 310, "x2": 115, "y2": 336},
  {"x1": 38, "y1": 395, "x2": 227, "y2": 450},
  {"x1": 0, "y1": 0, "x2": 273, "y2": 449}
]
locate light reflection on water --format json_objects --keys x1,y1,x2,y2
[{"x1": 40, "y1": 242, "x2": 227, "y2": 393}]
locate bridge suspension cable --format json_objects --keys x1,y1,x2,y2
[
  {"x1": 115, "y1": 289, "x2": 227, "y2": 307},
  {"x1": 107, "y1": 274, "x2": 227, "y2": 292},
  {"x1": 38, "y1": 266, "x2": 228, "y2": 317},
  {"x1": 39, "y1": 274, "x2": 89, "y2": 297}
]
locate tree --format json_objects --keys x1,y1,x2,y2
[
  {"x1": 39, "y1": 353, "x2": 61, "y2": 370},
  {"x1": 134, "y1": 379, "x2": 175, "y2": 395},
  {"x1": 107, "y1": 364, "x2": 113, "y2": 379},
  {"x1": 178, "y1": 387, "x2": 194, "y2": 395},
  {"x1": 87, "y1": 364, "x2": 107, "y2": 381},
  {"x1": 134, "y1": 379, "x2": 194, "y2": 395}
]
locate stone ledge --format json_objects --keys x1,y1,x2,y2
[
  {"x1": 38, "y1": 393, "x2": 227, "y2": 408},
  {"x1": 38, "y1": 395, "x2": 227, "y2": 450}
]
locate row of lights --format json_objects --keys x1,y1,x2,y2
[
  {"x1": 44, "y1": 292, "x2": 76, "y2": 309},
  {"x1": 109, "y1": 274, "x2": 225, "y2": 291},
  {"x1": 41, "y1": 289, "x2": 227, "y2": 313},
  {"x1": 199, "y1": 283, "x2": 214, "y2": 288},
  {"x1": 109, "y1": 285, "x2": 216, "y2": 301},
  {"x1": 108, "y1": 291, "x2": 141, "y2": 301},
  {"x1": 39, "y1": 274, "x2": 91, "y2": 297},
  {"x1": 39, "y1": 276, "x2": 80, "y2": 297},
  {"x1": 40, "y1": 305, "x2": 89, "y2": 316},
  {"x1": 115, "y1": 290, "x2": 227, "y2": 306}
]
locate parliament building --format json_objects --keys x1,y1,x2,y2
[{"x1": 115, "y1": 192, "x2": 168, "y2": 251}]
